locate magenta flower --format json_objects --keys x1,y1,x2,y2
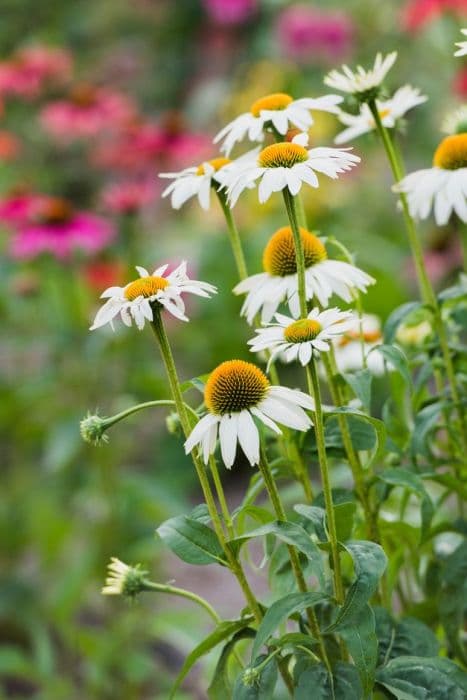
[
  {"x1": 401, "y1": 0, "x2": 467, "y2": 32},
  {"x1": 40, "y1": 84, "x2": 136, "y2": 141},
  {"x1": 100, "y1": 179, "x2": 158, "y2": 214},
  {"x1": 276, "y1": 4, "x2": 353, "y2": 64},
  {"x1": 202, "y1": 0, "x2": 257, "y2": 25},
  {"x1": 0, "y1": 192, "x2": 47, "y2": 225},
  {"x1": 0, "y1": 45, "x2": 72, "y2": 99},
  {"x1": 8, "y1": 197, "x2": 115, "y2": 260}
]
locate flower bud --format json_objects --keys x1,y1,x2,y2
[{"x1": 80, "y1": 413, "x2": 109, "y2": 445}]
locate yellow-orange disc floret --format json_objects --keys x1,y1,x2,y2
[
  {"x1": 338, "y1": 329, "x2": 382, "y2": 347},
  {"x1": 124, "y1": 276, "x2": 169, "y2": 301},
  {"x1": 205, "y1": 360, "x2": 269, "y2": 415},
  {"x1": 258, "y1": 142, "x2": 309, "y2": 169},
  {"x1": 284, "y1": 319, "x2": 322, "y2": 343},
  {"x1": 196, "y1": 157, "x2": 231, "y2": 176},
  {"x1": 262, "y1": 226, "x2": 327, "y2": 276},
  {"x1": 433, "y1": 133, "x2": 467, "y2": 170},
  {"x1": 250, "y1": 93, "x2": 293, "y2": 117},
  {"x1": 37, "y1": 197, "x2": 74, "y2": 224}
]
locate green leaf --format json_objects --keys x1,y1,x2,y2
[
  {"x1": 156, "y1": 515, "x2": 227, "y2": 566},
  {"x1": 208, "y1": 628, "x2": 256, "y2": 700},
  {"x1": 294, "y1": 662, "x2": 363, "y2": 700},
  {"x1": 439, "y1": 540, "x2": 467, "y2": 664},
  {"x1": 251, "y1": 591, "x2": 327, "y2": 660},
  {"x1": 339, "y1": 604, "x2": 378, "y2": 698},
  {"x1": 329, "y1": 541, "x2": 387, "y2": 630},
  {"x1": 376, "y1": 468, "x2": 434, "y2": 541},
  {"x1": 410, "y1": 403, "x2": 442, "y2": 459},
  {"x1": 179, "y1": 373, "x2": 209, "y2": 394},
  {"x1": 170, "y1": 618, "x2": 253, "y2": 699},
  {"x1": 229, "y1": 521, "x2": 325, "y2": 587},
  {"x1": 372, "y1": 344, "x2": 412, "y2": 387},
  {"x1": 233, "y1": 654, "x2": 278, "y2": 699},
  {"x1": 374, "y1": 608, "x2": 439, "y2": 666},
  {"x1": 325, "y1": 408, "x2": 386, "y2": 471},
  {"x1": 294, "y1": 504, "x2": 327, "y2": 542},
  {"x1": 334, "y1": 502, "x2": 357, "y2": 542},
  {"x1": 384, "y1": 302, "x2": 423, "y2": 342},
  {"x1": 376, "y1": 656, "x2": 467, "y2": 699},
  {"x1": 342, "y1": 369, "x2": 373, "y2": 413},
  {"x1": 438, "y1": 274, "x2": 467, "y2": 303}
]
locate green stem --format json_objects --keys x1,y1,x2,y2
[
  {"x1": 306, "y1": 362, "x2": 344, "y2": 605},
  {"x1": 282, "y1": 189, "x2": 308, "y2": 318},
  {"x1": 143, "y1": 580, "x2": 221, "y2": 623},
  {"x1": 150, "y1": 310, "x2": 263, "y2": 625},
  {"x1": 216, "y1": 189, "x2": 249, "y2": 281},
  {"x1": 369, "y1": 101, "x2": 466, "y2": 444},
  {"x1": 209, "y1": 456, "x2": 235, "y2": 538}
]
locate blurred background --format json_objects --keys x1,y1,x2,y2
[{"x1": 1, "y1": 1, "x2": 465, "y2": 697}]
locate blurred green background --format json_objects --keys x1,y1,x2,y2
[{"x1": 1, "y1": 1, "x2": 465, "y2": 697}]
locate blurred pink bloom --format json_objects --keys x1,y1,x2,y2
[
  {"x1": 9, "y1": 196, "x2": 115, "y2": 260},
  {"x1": 453, "y1": 66, "x2": 467, "y2": 98},
  {"x1": 276, "y1": 4, "x2": 353, "y2": 63},
  {"x1": 0, "y1": 192, "x2": 46, "y2": 225},
  {"x1": 401, "y1": 0, "x2": 467, "y2": 31},
  {"x1": 202, "y1": 0, "x2": 257, "y2": 25},
  {"x1": 100, "y1": 179, "x2": 158, "y2": 214},
  {"x1": 83, "y1": 259, "x2": 126, "y2": 292},
  {"x1": 0, "y1": 45, "x2": 72, "y2": 99},
  {"x1": 40, "y1": 84, "x2": 136, "y2": 141}
]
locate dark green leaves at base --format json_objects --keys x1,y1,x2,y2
[
  {"x1": 233, "y1": 654, "x2": 278, "y2": 699},
  {"x1": 294, "y1": 661, "x2": 363, "y2": 700},
  {"x1": 376, "y1": 656, "x2": 467, "y2": 699}
]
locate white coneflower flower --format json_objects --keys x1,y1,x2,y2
[
  {"x1": 324, "y1": 52, "x2": 397, "y2": 100},
  {"x1": 332, "y1": 313, "x2": 384, "y2": 375},
  {"x1": 334, "y1": 85, "x2": 427, "y2": 144},
  {"x1": 454, "y1": 29, "x2": 467, "y2": 57},
  {"x1": 102, "y1": 557, "x2": 148, "y2": 597},
  {"x1": 159, "y1": 150, "x2": 258, "y2": 210},
  {"x1": 213, "y1": 92, "x2": 343, "y2": 156},
  {"x1": 184, "y1": 359, "x2": 314, "y2": 468},
  {"x1": 233, "y1": 226, "x2": 374, "y2": 324},
  {"x1": 393, "y1": 133, "x2": 467, "y2": 224},
  {"x1": 90, "y1": 262, "x2": 217, "y2": 330},
  {"x1": 441, "y1": 105, "x2": 467, "y2": 135},
  {"x1": 249, "y1": 308, "x2": 354, "y2": 369},
  {"x1": 227, "y1": 133, "x2": 360, "y2": 206}
]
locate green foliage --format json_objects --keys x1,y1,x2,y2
[
  {"x1": 156, "y1": 515, "x2": 227, "y2": 566},
  {"x1": 375, "y1": 656, "x2": 467, "y2": 699}
]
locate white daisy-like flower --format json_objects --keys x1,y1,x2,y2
[
  {"x1": 159, "y1": 151, "x2": 258, "y2": 210},
  {"x1": 233, "y1": 226, "x2": 375, "y2": 325},
  {"x1": 393, "y1": 133, "x2": 467, "y2": 225},
  {"x1": 90, "y1": 262, "x2": 217, "y2": 330},
  {"x1": 213, "y1": 91, "x2": 343, "y2": 156},
  {"x1": 324, "y1": 52, "x2": 397, "y2": 98},
  {"x1": 102, "y1": 557, "x2": 148, "y2": 597},
  {"x1": 454, "y1": 29, "x2": 467, "y2": 57},
  {"x1": 332, "y1": 313, "x2": 385, "y2": 375},
  {"x1": 334, "y1": 85, "x2": 427, "y2": 144},
  {"x1": 441, "y1": 105, "x2": 467, "y2": 135},
  {"x1": 248, "y1": 308, "x2": 354, "y2": 369},
  {"x1": 184, "y1": 359, "x2": 314, "y2": 468},
  {"x1": 227, "y1": 133, "x2": 360, "y2": 206}
]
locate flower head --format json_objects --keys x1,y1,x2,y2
[
  {"x1": 80, "y1": 412, "x2": 109, "y2": 445},
  {"x1": 393, "y1": 133, "x2": 467, "y2": 224},
  {"x1": 100, "y1": 179, "x2": 158, "y2": 214},
  {"x1": 102, "y1": 557, "x2": 148, "y2": 598},
  {"x1": 249, "y1": 308, "x2": 353, "y2": 368},
  {"x1": 202, "y1": 0, "x2": 257, "y2": 25},
  {"x1": 214, "y1": 92, "x2": 342, "y2": 156},
  {"x1": 184, "y1": 359, "x2": 314, "y2": 468},
  {"x1": 334, "y1": 85, "x2": 427, "y2": 144},
  {"x1": 324, "y1": 52, "x2": 397, "y2": 101},
  {"x1": 455, "y1": 28, "x2": 467, "y2": 57},
  {"x1": 159, "y1": 150, "x2": 257, "y2": 210},
  {"x1": 396, "y1": 319, "x2": 432, "y2": 347},
  {"x1": 90, "y1": 262, "x2": 217, "y2": 330},
  {"x1": 234, "y1": 226, "x2": 374, "y2": 324},
  {"x1": 0, "y1": 45, "x2": 72, "y2": 99},
  {"x1": 8, "y1": 196, "x2": 115, "y2": 261},
  {"x1": 227, "y1": 133, "x2": 360, "y2": 205}
]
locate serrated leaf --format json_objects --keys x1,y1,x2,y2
[
  {"x1": 384, "y1": 302, "x2": 423, "y2": 342},
  {"x1": 376, "y1": 656, "x2": 467, "y2": 699},
  {"x1": 156, "y1": 515, "x2": 227, "y2": 566},
  {"x1": 170, "y1": 618, "x2": 253, "y2": 699},
  {"x1": 233, "y1": 654, "x2": 278, "y2": 699},
  {"x1": 251, "y1": 591, "x2": 327, "y2": 660}
]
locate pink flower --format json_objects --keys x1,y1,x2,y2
[
  {"x1": 40, "y1": 84, "x2": 136, "y2": 141},
  {"x1": 0, "y1": 45, "x2": 72, "y2": 99},
  {"x1": 100, "y1": 179, "x2": 158, "y2": 214},
  {"x1": 83, "y1": 259, "x2": 126, "y2": 292},
  {"x1": 0, "y1": 192, "x2": 46, "y2": 225},
  {"x1": 276, "y1": 4, "x2": 353, "y2": 63},
  {"x1": 202, "y1": 0, "x2": 257, "y2": 25},
  {"x1": 401, "y1": 0, "x2": 467, "y2": 32},
  {"x1": 8, "y1": 196, "x2": 115, "y2": 260}
]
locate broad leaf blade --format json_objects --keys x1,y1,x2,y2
[{"x1": 156, "y1": 515, "x2": 227, "y2": 565}]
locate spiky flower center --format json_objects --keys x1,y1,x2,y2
[
  {"x1": 205, "y1": 359, "x2": 269, "y2": 415},
  {"x1": 36, "y1": 197, "x2": 74, "y2": 224},
  {"x1": 124, "y1": 276, "x2": 169, "y2": 301},
  {"x1": 196, "y1": 157, "x2": 231, "y2": 176},
  {"x1": 433, "y1": 133, "x2": 467, "y2": 170},
  {"x1": 258, "y1": 142, "x2": 308, "y2": 169},
  {"x1": 339, "y1": 329, "x2": 382, "y2": 347},
  {"x1": 69, "y1": 83, "x2": 97, "y2": 107},
  {"x1": 284, "y1": 319, "x2": 322, "y2": 343},
  {"x1": 262, "y1": 226, "x2": 327, "y2": 276},
  {"x1": 250, "y1": 93, "x2": 293, "y2": 117}
]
